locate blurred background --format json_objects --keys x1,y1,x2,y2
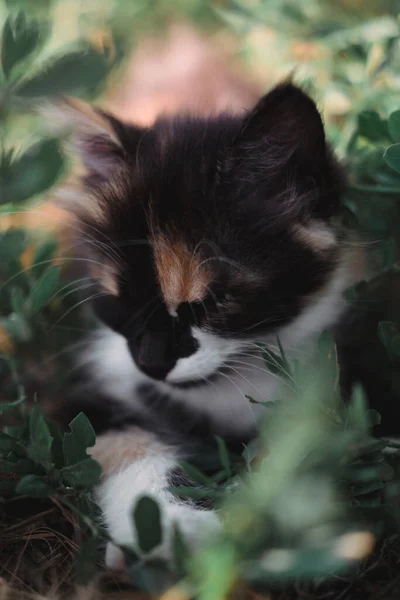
[{"x1": 2, "y1": 0, "x2": 400, "y2": 226}]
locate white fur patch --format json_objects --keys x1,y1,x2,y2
[
  {"x1": 166, "y1": 329, "x2": 245, "y2": 384},
  {"x1": 95, "y1": 453, "x2": 219, "y2": 566}
]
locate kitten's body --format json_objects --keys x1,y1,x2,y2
[{"x1": 55, "y1": 84, "x2": 358, "y2": 567}]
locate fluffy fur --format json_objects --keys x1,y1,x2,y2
[{"x1": 55, "y1": 83, "x2": 359, "y2": 564}]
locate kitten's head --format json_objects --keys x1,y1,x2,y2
[{"x1": 58, "y1": 84, "x2": 347, "y2": 386}]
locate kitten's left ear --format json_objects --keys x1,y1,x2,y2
[
  {"x1": 232, "y1": 83, "x2": 327, "y2": 176},
  {"x1": 47, "y1": 98, "x2": 123, "y2": 177}
]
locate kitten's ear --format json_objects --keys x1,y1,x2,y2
[
  {"x1": 47, "y1": 98, "x2": 129, "y2": 178},
  {"x1": 233, "y1": 83, "x2": 326, "y2": 176}
]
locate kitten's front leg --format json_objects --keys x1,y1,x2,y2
[{"x1": 91, "y1": 428, "x2": 219, "y2": 569}]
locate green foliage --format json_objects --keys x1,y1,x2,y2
[
  {"x1": 1, "y1": 1, "x2": 400, "y2": 599},
  {"x1": 0, "y1": 401, "x2": 102, "y2": 496},
  {"x1": 1, "y1": 12, "x2": 43, "y2": 79},
  {"x1": 15, "y1": 46, "x2": 110, "y2": 98}
]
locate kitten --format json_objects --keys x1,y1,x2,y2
[{"x1": 55, "y1": 83, "x2": 358, "y2": 568}]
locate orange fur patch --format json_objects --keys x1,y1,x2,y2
[
  {"x1": 152, "y1": 234, "x2": 211, "y2": 312},
  {"x1": 90, "y1": 428, "x2": 166, "y2": 476}
]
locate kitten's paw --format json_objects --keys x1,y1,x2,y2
[{"x1": 102, "y1": 498, "x2": 219, "y2": 569}]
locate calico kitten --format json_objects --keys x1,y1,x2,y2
[{"x1": 55, "y1": 83, "x2": 358, "y2": 567}]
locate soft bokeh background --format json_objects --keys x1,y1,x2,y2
[{"x1": 3, "y1": 0, "x2": 400, "y2": 230}]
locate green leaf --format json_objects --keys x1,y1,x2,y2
[
  {"x1": 47, "y1": 419, "x2": 64, "y2": 469},
  {"x1": 384, "y1": 144, "x2": 400, "y2": 173},
  {"x1": 63, "y1": 412, "x2": 96, "y2": 466},
  {"x1": 26, "y1": 266, "x2": 60, "y2": 313},
  {"x1": 388, "y1": 111, "x2": 400, "y2": 143},
  {"x1": 2, "y1": 313, "x2": 31, "y2": 342},
  {"x1": 16, "y1": 45, "x2": 109, "y2": 98},
  {"x1": 347, "y1": 385, "x2": 369, "y2": 434},
  {"x1": 31, "y1": 238, "x2": 57, "y2": 278},
  {"x1": 0, "y1": 139, "x2": 64, "y2": 204},
  {"x1": 169, "y1": 486, "x2": 222, "y2": 501},
  {"x1": 27, "y1": 403, "x2": 53, "y2": 468},
  {"x1": 16, "y1": 474, "x2": 52, "y2": 497},
  {"x1": 1, "y1": 13, "x2": 41, "y2": 79},
  {"x1": 133, "y1": 495, "x2": 163, "y2": 554},
  {"x1": 5, "y1": 0, "x2": 52, "y2": 12},
  {"x1": 10, "y1": 286, "x2": 26, "y2": 313},
  {"x1": 61, "y1": 457, "x2": 102, "y2": 487},
  {"x1": 179, "y1": 460, "x2": 215, "y2": 487},
  {"x1": 0, "y1": 229, "x2": 27, "y2": 266},
  {"x1": 260, "y1": 345, "x2": 287, "y2": 375},
  {"x1": 215, "y1": 436, "x2": 232, "y2": 477},
  {"x1": 358, "y1": 111, "x2": 388, "y2": 141},
  {"x1": 242, "y1": 439, "x2": 261, "y2": 469}
]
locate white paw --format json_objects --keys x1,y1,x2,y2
[
  {"x1": 103, "y1": 501, "x2": 219, "y2": 569},
  {"x1": 95, "y1": 455, "x2": 220, "y2": 569}
]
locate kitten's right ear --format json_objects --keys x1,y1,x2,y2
[{"x1": 47, "y1": 98, "x2": 128, "y2": 179}]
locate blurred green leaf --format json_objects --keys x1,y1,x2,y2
[
  {"x1": 215, "y1": 436, "x2": 232, "y2": 478},
  {"x1": 61, "y1": 457, "x2": 102, "y2": 487},
  {"x1": 2, "y1": 313, "x2": 31, "y2": 342},
  {"x1": 346, "y1": 385, "x2": 369, "y2": 434},
  {"x1": 388, "y1": 111, "x2": 400, "y2": 143},
  {"x1": 10, "y1": 287, "x2": 26, "y2": 313},
  {"x1": 16, "y1": 46, "x2": 110, "y2": 98},
  {"x1": 133, "y1": 495, "x2": 163, "y2": 554},
  {"x1": 47, "y1": 419, "x2": 64, "y2": 469},
  {"x1": 0, "y1": 229, "x2": 26, "y2": 265},
  {"x1": 26, "y1": 265, "x2": 60, "y2": 314},
  {"x1": 180, "y1": 460, "x2": 215, "y2": 487},
  {"x1": 16, "y1": 473, "x2": 52, "y2": 497},
  {"x1": 0, "y1": 139, "x2": 63, "y2": 204},
  {"x1": 5, "y1": 0, "x2": 52, "y2": 11},
  {"x1": 384, "y1": 144, "x2": 400, "y2": 173},
  {"x1": 1, "y1": 13, "x2": 43, "y2": 79},
  {"x1": 31, "y1": 238, "x2": 57, "y2": 278},
  {"x1": 170, "y1": 487, "x2": 222, "y2": 501},
  {"x1": 63, "y1": 412, "x2": 96, "y2": 467},
  {"x1": 26, "y1": 403, "x2": 53, "y2": 468},
  {"x1": 358, "y1": 111, "x2": 388, "y2": 141},
  {"x1": 259, "y1": 344, "x2": 288, "y2": 376}
]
